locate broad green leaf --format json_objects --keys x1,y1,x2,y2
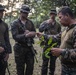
[
  {"x1": 48, "y1": 37, "x2": 52, "y2": 45},
  {"x1": 44, "y1": 42, "x2": 57, "y2": 58},
  {"x1": 40, "y1": 36, "x2": 44, "y2": 41},
  {"x1": 45, "y1": 52, "x2": 50, "y2": 58},
  {"x1": 51, "y1": 43, "x2": 57, "y2": 48}
]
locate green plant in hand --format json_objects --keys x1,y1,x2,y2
[{"x1": 38, "y1": 36, "x2": 57, "y2": 58}]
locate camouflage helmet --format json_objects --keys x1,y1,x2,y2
[
  {"x1": 50, "y1": 9, "x2": 57, "y2": 15},
  {"x1": 0, "y1": 4, "x2": 5, "y2": 11},
  {"x1": 20, "y1": 5, "x2": 30, "y2": 13}
]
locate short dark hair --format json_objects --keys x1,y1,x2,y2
[{"x1": 58, "y1": 6, "x2": 74, "y2": 18}]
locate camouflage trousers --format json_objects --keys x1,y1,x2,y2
[
  {"x1": 61, "y1": 64, "x2": 76, "y2": 75},
  {"x1": 41, "y1": 49, "x2": 57, "y2": 75},
  {"x1": 14, "y1": 44, "x2": 34, "y2": 75},
  {"x1": 0, "y1": 60, "x2": 7, "y2": 75}
]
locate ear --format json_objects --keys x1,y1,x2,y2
[{"x1": 65, "y1": 13, "x2": 69, "y2": 17}]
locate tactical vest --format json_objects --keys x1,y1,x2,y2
[{"x1": 60, "y1": 26, "x2": 76, "y2": 49}]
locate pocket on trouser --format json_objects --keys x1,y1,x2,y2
[{"x1": 13, "y1": 44, "x2": 22, "y2": 63}]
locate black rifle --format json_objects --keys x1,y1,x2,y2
[{"x1": 27, "y1": 39, "x2": 38, "y2": 63}]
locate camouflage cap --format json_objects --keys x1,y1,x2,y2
[
  {"x1": 50, "y1": 9, "x2": 57, "y2": 15},
  {"x1": 0, "y1": 4, "x2": 5, "y2": 11},
  {"x1": 20, "y1": 5, "x2": 30, "y2": 13}
]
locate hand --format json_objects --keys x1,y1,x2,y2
[
  {"x1": 4, "y1": 53, "x2": 9, "y2": 61},
  {"x1": 36, "y1": 32, "x2": 43, "y2": 38},
  {"x1": 26, "y1": 32, "x2": 36, "y2": 37},
  {"x1": 47, "y1": 19, "x2": 53, "y2": 24},
  {"x1": 25, "y1": 30, "x2": 30, "y2": 34},
  {"x1": 51, "y1": 48, "x2": 62, "y2": 57},
  {"x1": 0, "y1": 47, "x2": 4, "y2": 53}
]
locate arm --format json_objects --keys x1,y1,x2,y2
[
  {"x1": 4, "y1": 24, "x2": 12, "y2": 53},
  {"x1": 4, "y1": 24, "x2": 12, "y2": 61},
  {"x1": 43, "y1": 32, "x2": 61, "y2": 43},
  {"x1": 11, "y1": 21, "x2": 27, "y2": 44},
  {"x1": 51, "y1": 28, "x2": 76, "y2": 62},
  {"x1": 39, "y1": 21, "x2": 48, "y2": 32},
  {"x1": 60, "y1": 28, "x2": 76, "y2": 61},
  {"x1": 11, "y1": 20, "x2": 36, "y2": 43}
]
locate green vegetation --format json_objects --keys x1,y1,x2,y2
[
  {"x1": 38, "y1": 36, "x2": 57, "y2": 58},
  {"x1": 1, "y1": 0, "x2": 76, "y2": 28}
]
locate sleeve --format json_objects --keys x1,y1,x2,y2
[
  {"x1": 43, "y1": 32, "x2": 61, "y2": 44},
  {"x1": 61, "y1": 28, "x2": 76, "y2": 62},
  {"x1": 4, "y1": 24, "x2": 12, "y2": 53},
  {"x1": 11, "y1": 21, "x2": 27, "y2": 44},
  {"x1": 39, "y1": 21, "x2": 48, "y2": 32}
]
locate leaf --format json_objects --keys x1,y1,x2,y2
[
  {"x1": 37, "y1": 41, "x2": 41, "y2": 44},
  {"x1": 44, "y1": 42, "x2": 57, "y2": 58},
  {"x1": 40, "y1": 36, "x2": 44, "y2": 41},
  {"x1": 48, "y1": 37, "x2": 52, "y2": 45},
  {"x1": 37, "y1": 35, "x2": 45, "y2": 48},
  {"x1": 51, "y1": 43, "x2": 57, "y2": 48},
  {"x1": 44, "y1": 47, "x2": 51, "y2": 54},
  {"x1": 45, "y1": 52, "x2": 50, "y2": 58}
]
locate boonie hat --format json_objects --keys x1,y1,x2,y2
[{"x1": 20, "y1": 5, "x2": 30, "y2": 13}]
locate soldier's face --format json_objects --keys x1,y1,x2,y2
[
  {"x1": 0, "y1": 11, "x2": 4, "y2": 19},
  {"x1": 20, "y1": 11, "x2": 28, "y2": 19},
  {"x1": 58, "y1": 12, "x2": 69, "y2": 27},
  {"x1": 50, "y1": 13, "x2": 56, "y2": 19}
]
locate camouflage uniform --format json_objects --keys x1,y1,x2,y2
[
  {"x1": 0, "y1": 19, "x2": 12, "y2": 75},
  {"x1": 44, "y1": 24, "x2": 76, "y2": 75},
  {"x1": 11, "y1": 18, "x2": 36, "y2": 75},
  {"x1": 0, "y1": 5, "x2": 12, "y2": 75},
  {"x1": 39, "y1": 20, "x2": 61, "y2": 75}
]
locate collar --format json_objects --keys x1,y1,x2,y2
[
  {"x1": 66, "y1": 24, "x2": 76, "y2": 31},
  {"x1": 19, "y1": 18, "x2": 28, "y2": 25}
]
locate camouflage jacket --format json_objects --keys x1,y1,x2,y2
[
  {"x1": 11, "y1": 18, "x2": 36, "y2": 46},
  {"x1": 44, "y1": 24, "x2": 76, "y2": 67},
  {"x1": 39, "y1": 20, "x2": 61, "y2": 35},
  {"x1": 0, "y1": 19, "x2": 12, "y2": 53}
]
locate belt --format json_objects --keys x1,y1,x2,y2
[{"x1": 16, "y1": 43, "x2": 28, "y2": 48}]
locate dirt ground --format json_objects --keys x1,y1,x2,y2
[{"x1": 6, "y1": 37, "x2": 61, "y2": 75}]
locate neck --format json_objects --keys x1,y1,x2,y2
[
  {"x1": 20, "y1": 17, "x2": 27, "y2": 22},
  {"x1": 51, "y1": 18, "x2": 55, "y2": 21},
  {"x1": 69, "y1": 19, "x2": 76, "y2": 26}
]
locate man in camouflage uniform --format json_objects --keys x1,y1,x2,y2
[
  {"x1": 11, "y1": 5, "x2": 36, "y2": 75},
  {"x1": 51, "y1": 6, "x2": 76, "y2": 75},
  {"x1": 37, "y1": 6, "x2": 76, "y2": 75},
  {"x1": 0, "y1": 4, "x2": 12, "y2": 75},
  {"x1": 39, "y1": 9, "x2": 61, "y2": 75}
]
